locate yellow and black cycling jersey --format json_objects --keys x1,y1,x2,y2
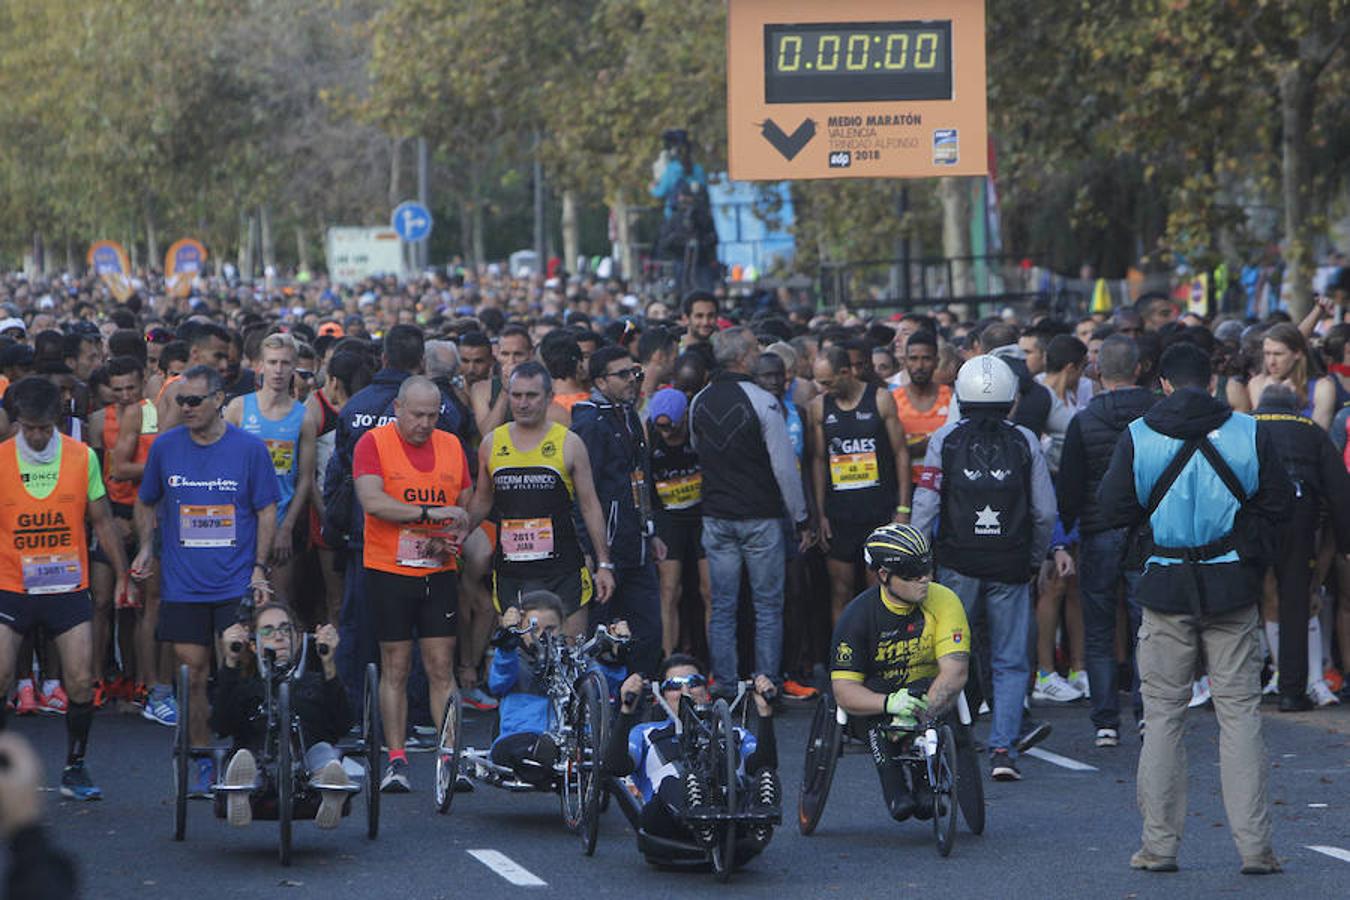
[{"x1": 829, "y1": 582, "x2": 970, "y2": 695}]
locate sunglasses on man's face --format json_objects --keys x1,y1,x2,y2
[
  {"x1": 660, "y1": 673, "x2": 707, "y2": 693},
  {"x1": 256, "y1": 622, "x2": 294, "y2": 640},
  {"x1": 295, "y1": 369, "x2": 315, "y2": 380},
  {"x1": 174, "y1": 393, "x2": 211, "y2": 408}
]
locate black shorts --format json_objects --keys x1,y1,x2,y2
[
  {"x1": 0, "y1": 589, "x2": 92, "y2": 636},
  {"x1": 365, "y1": 568, "x2": 458, "y2": 643},
  {"x1": 157, "y1": 599, "x2": 242, "y2": 646},
  {"x1": 110, "y1": 501, "x2": 134, "y2": 521},
  {"x1": 656, "y1": 516, "x2": 704, "y2": 563},
  {"x1": 826, "y1": 518, "x2": 886, "y2": 564},
  {"x1": 493, "y1": 566, "x2": 592, "y2": 618}
]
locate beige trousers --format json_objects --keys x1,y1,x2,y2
[{"x1": 1136, "y1": 603, "x2": 1273, "y2": 861}]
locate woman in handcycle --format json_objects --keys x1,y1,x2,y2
[
  {"x1": 606, "y1": 656, "x2": 780, "y2": 862},
  {"x1": 489, "y1": 591, "x2": 628, "y2": 786},
  {"x1": 830, "y1": 524, "x2": 970, "y2": 822},
  {"x1": 213, "y1": 602, "x2": 355, "y2": 829}
]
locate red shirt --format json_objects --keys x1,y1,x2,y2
[{"x1": 353, "y1": 428, "x2": 470, "y2": 486}]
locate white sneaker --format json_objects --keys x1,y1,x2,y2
[
  {"x1": 1094, "y1": 727, "x2": 1120, "y2": 747},
  {"x1": 1188, "y1": 676, "x2": 1212, "y2": 708},
  {"x1": 1263, "y1": 670, "x2": 1280, "y2": 696},
  {"x1": 1308, "y1": 680, "x2": 1341, "y2": 708},
  {"x1": 1068, "y1": 669, "x2": 1090, "y2": 699},
  {"x1": 224, "y1": 749, "x2": 256, "y2": 827},
  {"x1": 313, "y1": 760, "x2": 351, "y2": 830},
  {"x1": 1032, "y1": 671, "x2": 1084, "y2": 703}
]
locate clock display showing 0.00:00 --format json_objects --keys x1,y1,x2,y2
[{"x1": 763, "y1": 21, "x2": 953, "y2": 104}]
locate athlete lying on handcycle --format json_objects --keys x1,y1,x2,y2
[
  {"x1": 213, "y1": 602, "x2": 355, "y2": 829},
  {"x1": 605, "y1": 655, "x2": 780, "y2": 867},
  {"x1": 488, "y1": 591, "x2": 628, "y2": 786}
]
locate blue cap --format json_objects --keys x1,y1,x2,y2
[{"x1": 647, "y1": 387, "x2": 688, "y2": 424}]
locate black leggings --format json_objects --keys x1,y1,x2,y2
[
  {"x1": 1275, "y1": 494, "x2": 1319, "y2": 697},
  {"x1": 489, "y1": 732, "x2": 558, "y2": 786}
]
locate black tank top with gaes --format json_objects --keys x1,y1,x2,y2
[{"x1": 822, "y1": 384, "x2": 897, "y2": 524}]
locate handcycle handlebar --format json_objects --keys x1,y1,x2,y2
[{"x1": 576, "y1": 623, "x2": 630, "y2": 659}]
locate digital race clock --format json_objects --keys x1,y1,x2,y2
[{"x1": 764, "y1": 22, "x2": 953, "y2": 104}]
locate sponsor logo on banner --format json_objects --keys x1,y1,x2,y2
[
  {"x1": 165, "y1": 239, "x2": 208, "y2": 299},
  {"x1": 87, "y1": 240, "x2": 133, "y2": 302},
  {"x1": 933, "y1": 129, "x2": 959, "y2": 166}
]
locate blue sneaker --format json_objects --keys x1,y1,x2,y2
[
  {"x1": 142, "y1": 690, "x2": 178, "y2": 728},
  {"x1": 60, "y1": 763, "x2": 103, "y2": 801},
  {"x1": 189, "y1": 757, "x2": 215, "y2": 799}
]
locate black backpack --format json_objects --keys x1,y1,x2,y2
[{"x1": 936, "y1": 417, "x2": 1034, "y2": 581}]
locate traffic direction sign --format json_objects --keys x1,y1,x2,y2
[{"x1": 391, "y1": 201, "x2": 433, "y2": 242}]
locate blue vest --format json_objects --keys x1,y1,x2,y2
[
  {"x1": 1129, "y1": 413, "x2": 1259, "y2": 568},
  {"x1": 784, "y1": 398, "x2": 804, "y2": 460},
  {"x1": 241, "y1": 393, "x2": 306, "y2": 520}
]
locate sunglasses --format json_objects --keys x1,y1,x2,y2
[
  {"x1": 174, "y1": 393, "x2": 212, "y2": 408},
  {"x1": 256, "y1": 622, "x2": 294, "y2": 639},
  {"x1": 660, "y1": 673, "x2": 707, "y2": 693},
  {"x1": 604, "y1": 366, "x2": 643, "y2": 381},
  {"x1": 295, "y1": 369, "x2": 315, "y2": 380}
]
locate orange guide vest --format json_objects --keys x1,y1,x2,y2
[
  {"x1": 362, "y1": 423, "x2": 467, "y2": 576},
  {"x1": 0, "y1": 435, "x2": 91, "y2": 594}
]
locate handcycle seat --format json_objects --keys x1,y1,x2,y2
[{"x1": 684, "y1": 803, "x2": 781, "y2": 823}]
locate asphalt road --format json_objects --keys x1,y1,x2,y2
[{"x1": 6, "y1": 694, "x2": 1350, "y2": 899}]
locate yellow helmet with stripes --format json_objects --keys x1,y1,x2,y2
[{"x1": 862, "y1": 523, "x2": 932, "y2": 579}]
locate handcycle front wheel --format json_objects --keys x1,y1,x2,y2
[
  {"x1": 709, "y1": 698, "x2": 738, "y2": 883},
  {"x1": 931, "y1": 724, "x2": 959, "y2": 857},
  {"x1": 173, "y1": 664, "x2": 190, "y2": 841},
  {"x1": 578, "y1": 671, "x2": 609, "y2": 856},
  {"x1": 364, "y1": 663, "x2": 381, "y2": 839},
  {"x1": 435, "y1": 688, "x2": 463, "y2": 815},
  {"x1": 278, "y1": 680, "x2": 294, "y2": 866},
  {"x1": 954, "y1": 726, "x2": 985, "y2": 836},
  {"x1": 798, "y1": 692, "x2": 842, "y2": 836}
]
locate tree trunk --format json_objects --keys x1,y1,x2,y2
[
  {"x1": 613, "y1": 190, "x2": 635, "y2": 281},
  {"x1": 240, "y1": 212, "x2": 257, "y2": 282},
  {"x1": 471, "y1": 201, "x2": 486, "y2": 275},
  {"x1": 1280, "y1": 63, "x2": 1316, "y2": 321},
  {"x1": 144, "y1": 196, "x2": 161, "y2": 271},
  {"x1": 30, "y1": 231, "x2": 44, "y2": 276},
  {"x1": 459, "y1": 199, "x2": 475, "y2": 270},
  {"x1": 561, "y1": 189, "x2": 580, "y2": 276},
  {"x1": 295, "y1": 223, "x2": 310, "y2": 274},
  {"x1": 259, "y1": 205, "x2": 276, "y2": 273},
  {"x1": 938, "y1": 177, "x2": 973, "y2": 300},
  {"x1": 388, "y1": 137, "x2": 405, "y2": 209},
  {"x1": 65, "y1": 236, "x2": 75, "y2": 275}
]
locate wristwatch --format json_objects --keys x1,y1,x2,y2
[
  {"x1": 598, "y1": 561, "x2": 616, "y2": 571},
  {"x1": 253, "y1": 562, "x2": 271, "y2": 576}
]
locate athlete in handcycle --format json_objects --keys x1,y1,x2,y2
[
  {"x1": 172, "y1": 599, "x2": 380, "y2": 865},
  {"x1": 799, "y1": 524, "x2": 984, "y2": 856},
  {"x1": 604, "y1": 655, "x2": 781, "y2": 881},
  {"x1": 436, "y1": 591, "x2": 627, "y2": 855}
]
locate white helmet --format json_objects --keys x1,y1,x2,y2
[{"x1": 954, "y1": 354, "x2": 1017, "y2": 407}]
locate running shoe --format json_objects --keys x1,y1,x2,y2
[
  {"x1": 1032, "y1": 671, "x2": 1083, "y2": 703},
  {"x1": 108, "y1": 676, "x2": 136, "y2": 703},
  {"x1": 1094, "y1": 727, "x2": 1120, "y2": 748},
  {"x1": 91, "y1": 680, "x2": 108, "y2": 710},
  {"x1": 1324, "y1": 667, "x2": 1344, "y2": 695},
  {"x1": 989, "y1": 749, "x2": 1021, "y2": 782},
  {"x1": 1188, "y1": 676, "x2": 1212, "y2": 709},
  {"x1": 404, "y1": 732, "x2": 435, "y2": 753},
  {"x1": 380, "y1": 758, "x2": 411, "y2": 793},
  {"x1": 142, "y1": 690, "x2": 178, "y2": 727},
  {"x1": 462, "y1": 686, "x2": 498, "y2": 711},
  {"x1": 38, "y1": 685, "x2": 68, "y2": 715},
  {"x1": 1130, "y1": 849, "x2": 1179, "y2": 872},
  {"x1": 1308, "y1": 680, "x2": 1340, "y2": 708},
  {"x1": 15, "y1": 680, "x2": 38, "y2": 716},
  {"x1": 224, "y1": 749, "x2": 256, "y2": 827},
  {"x1": 313, "y1": 760, "x2": 351, "y2": 830},
  {"x1": 1068, "y1": 669, "x2": 1090, "y2": 699},
  {"x1": 60, "y1": 763, "x2": 103, "y2": 801},
  {"x1": 1014, "y1": 719, "x2": 1051, "y2": 753},
  {"x1": 1262, "y1": 670, "x2": 1280, "y2": 696},
  {"x1": 189, "y1": 757, "x2": 216, "y2": 799},
  {"x1": 781, "y1": 679, "x2": 819, "y2": 700}
]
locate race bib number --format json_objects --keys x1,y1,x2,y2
[
  {"x1": 829, "y1": 452, "x2": 880, "y2": 490},
  {"x1": 21, "y1": 553, "x2": 82, "y2": 595},
  {"x1": 265, "y1": 438, "x2": 295, "y2": 475},
  {"x1": 655, "y1": 473, "x2": 702, "y2": 510},
  {"x1": 396, "y1": 527, "x2": 457, "y2": 568},
  {"x1": 180, "y1": 504, "x2": 237, "y2": 547},
  {"x1": 500, "y1": 518, "x2": 555, "y2": 562}
]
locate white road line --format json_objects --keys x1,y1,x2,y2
[
  {"x1": 1307, "y1": 845, "x2": 1350, "y2": 864},
  {"x1": 468, "y1": 849, "x2": 548, "y2": 886},
  {"x1": 1024, "y1": 747, "x2": 1098, "y2": 772}
]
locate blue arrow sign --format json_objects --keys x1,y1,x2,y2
[{"x1": 391, "y1": 201, "x2": 433, "y2": 242}]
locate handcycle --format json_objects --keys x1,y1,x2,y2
[
  {"x1": 798, "y1": 689, "x2": 984, "y2": 857},
  {"x1": 607, "y1": 679, "x2": 781, "y2": 882},
  {"x1": 171, "y1": 634, "x2": 380, "y2": 866},
  {"x1": 435, "y1": 621, "x2": 624, "y2": 856}
]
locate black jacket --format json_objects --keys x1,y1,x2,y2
[
  {"x1": 210, "y1": 664, "x2": 353, "y2": 751},
  {"x1": 570, "y1": 391, "x2": 653, "y2": 568},
  {"x1": 1253, "y1": 398, "x2": 1350, "y2": 551},
  {"x1": 1058, "y1": 386, "x2": 1159, "y2": 535},
  {"x1": 1098, "y1": 388, "x2": 1293, "y2": 616},
  {"x1": 989, "y1": 350, "x2": 1052, "y2": 437}
]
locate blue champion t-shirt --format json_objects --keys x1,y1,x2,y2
[{"x1": 139, "y1": 424, "x2": 280, "y2": 603}]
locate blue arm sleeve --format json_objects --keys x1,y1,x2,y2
[{"x1": 488, "y1": 648, "x2": 521, "y2": 698}]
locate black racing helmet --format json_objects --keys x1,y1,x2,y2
[{"x1": 862, "y1": 523, "x2": 932, "y2": 580}]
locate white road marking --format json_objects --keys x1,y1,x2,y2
[
  {"x1": 1024, "y1": 747, "x2": 1098, "y2": 772},
  {"x1": 468, "y1": 849, "x2": 548, "y2": 886},
  {"x1": 1307, "y1": 845, "x2": 1350, "y2": 864}
]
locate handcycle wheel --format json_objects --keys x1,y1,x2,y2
[
  {"x1": 954, "y1": 725, "x2": 985, "y2": 835},
  {"x1": 278, "y1": 680, "x2": 294, "y2": 866},
  {"x1": 709, "y1": 699, "x2": 738, "y2": 883},
  {"x1": 364, "y1": 663, "x2": 381, "y2": 839},
  {"x1": 931, "y1": 724, "x2": 959, "y2": 857},
  {"x1": 435, "y1": 688, "x2": 463, "y2": 814},
  {"x1": 797, "y1": 693, "x2": 841, "y2": 835},
  {"x1": 578, "y1": 671, "x2": 609, "y2": 856},
  {"x1": 173, "y1": 664, "x2": 190, "y2": 841}
]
